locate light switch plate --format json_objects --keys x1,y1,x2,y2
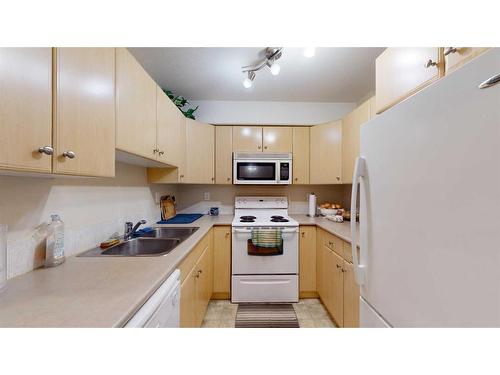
[{"x1": 204, "y1": 192, "x2": 210, "y2": 201}]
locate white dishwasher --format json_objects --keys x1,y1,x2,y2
[{"x1": 125, "y1": 269, "x2": 180, "y2": 328}]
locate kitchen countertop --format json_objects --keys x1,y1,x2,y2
[{"x1": 0, "y1": 214, "x2": 358, "y2": 327}]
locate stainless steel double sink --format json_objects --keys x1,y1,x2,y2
[{"x1": 78, "y1": 227, "x2": 199, "y2": 257}]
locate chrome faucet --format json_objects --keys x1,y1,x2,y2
[{"x1": 124, "y1": 220, "x2": 147, "y2": 240}]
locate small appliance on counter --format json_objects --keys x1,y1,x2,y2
[{"x1": 0, "y1": 224, "x2": 7, "y2": 293}]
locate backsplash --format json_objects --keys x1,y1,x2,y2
[
  {"x1": 0, "y1": 163, "x2": 176, "y2": 279},
  {"x1": 175, "y1": 184, "x2": 352, "y2": 215}
]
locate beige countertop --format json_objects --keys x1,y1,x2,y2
[{"x1": 0, "y1": 213, "x2": 358, "y2": 327}]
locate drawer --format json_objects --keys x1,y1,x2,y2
[
  {"x1": 343, "y1": 240, "x2": 360, "y2": 263},
  {"x1": 178, "y1": 230, "x2": 211, "y2": 283},
  {"x1": 231, "y1": 275, "x2": 299, "y2": 303},
  {"x1": 322, "y1": 230, "x2": 343, "y2": 257}
]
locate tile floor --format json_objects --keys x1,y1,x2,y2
[{"x1": 201, "y1": 298, "x2": 336, "y2": 328}]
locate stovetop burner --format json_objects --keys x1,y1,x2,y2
[
  {"x1": 240, "y1": 215, "x2": 256, "y2": 223},
  {"x1": 271, "y1": 218, "x2": 289, "y2": 223},
  {"x1": 271, "y1": 215, "x2": 284, "y2": 219},
  {"x1": 240, "y1": 219, "x2": 255, "y2": 223}
]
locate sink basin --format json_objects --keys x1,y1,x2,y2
[
  {"x1": 138, "y1": 227, "x2": 199, "y2": 239},
  {"x1": 101, "y1": 238, "x2": 181, "y2": 256}
]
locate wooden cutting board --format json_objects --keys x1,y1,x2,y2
[{"x1": 160, "y1": 195, "x2": 176, "y2": 221}]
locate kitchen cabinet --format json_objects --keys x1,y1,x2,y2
[
  {"x1": 375, "y1": 48, "x2": 443, "y2": 114},
  {"x1": 341, "y1": 98, "x2": 371, "y2": 184},
  {"x1": 262, "y1": 127, "x2": 292, "y2": 152},
  {"x1": 0, "y1": 48, "x2": 52, "y2": 173},
  {"x1": 330, "y1": 249, "x2": 345, "y2": 327},
  {"x1": 292, "y1": 127, "x2": 310, "y2": 184},
  {"x1": 343, "y1": 261, "x2": 359, "y2": 328},
  {"x1": 215, "y1": 126, "x2": 233, "y2": 184},
  {"x1": 233, "y1": 126, "x2": 262, "y2": 152},
  {"x1": 179, "y1": 230, "x2": 214, "y2": 327},
  {"x1": 185, "y1": 119, "x2": 214, "y2": 184},
  {"x1": 53, "y1": 48, "x2": 115, "y2": 177},
  {"x1": 444, "y1": 47, "x2": 489, "y2": 75},
  {"x1": 309, "y1": 121, "x2": 342, "y2": 184},
  {"x1": 115, "y1": 48, "x2": 157, "y2": 160},
  {"x1": 212, "y1": 226, "x2": 231, "y2": 299},
  {"x1": 156, "y1": 86, "x2": 185, "y2": 167},
  {"x1": 299, "y1": 226, "x2": 316, "y2": 297}
]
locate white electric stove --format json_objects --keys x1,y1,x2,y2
[{"x1": 231, "y1": 196, "x2": 299, "y2": 303}]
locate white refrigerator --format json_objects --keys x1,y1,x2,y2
[{"x1": 350, "y1": 48, "x2": 500, "y2": 327}]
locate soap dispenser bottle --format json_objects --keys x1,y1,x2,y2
[{"x1": 45, "y1": 214, "x2": 65, "y2": 267}]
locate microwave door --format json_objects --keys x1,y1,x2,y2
[{"x1": 235, "y1": 160, "x2": 277, "y2": 184}]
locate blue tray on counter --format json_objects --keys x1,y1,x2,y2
[{"x1": 157, "y1": 213, "x2": 204, "y2": 224}]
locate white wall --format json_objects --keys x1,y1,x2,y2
[
  {"x1": 189, "y1": 100, "x2": 356, "y2": 125},
  {"x1": 0, "y1": 163, "x2": 176, "y2": 278}
]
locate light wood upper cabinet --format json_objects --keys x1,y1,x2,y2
[
  {"x1": 343, "y1": 261, "x2": 360, "y2": 328},
  {"x1": 444, "y1": 47, "x2": 489, "y2": 75},
  {"x1": 310, "y1": 121, "x2": 342, "y2": 184},
  {"x1": 212, "y1": 226, "x2": 231, "y2": 299},
  {"x1": 292, "y1": 127, "x2": 310, "y2": 184},
  {"x1": 156, "y1": 86, "x2": 184, "y2": 166},
  {"x1": 215, "y1": 126, "x2": 233, "y2": 184},
  {"x1": 299, "y1": 226, "x2": 316, "y2": 297},
  {"x1": 232, "y1": 126, "x2": 262, "y2": 152},
  {"x1": 262, "y1": 127, "x2": 292, "y2": 152},
  {"x1": 185, "y1": 119, "x2": 214, "y2": 184},
  {"x1": 0, "y1": 48, "x2": 52, "y2": 173},
  {"x1": 342, "y1": 99, "x2": 371, "y2": 184},
  {"x1": 115, "y1": 48, "x2": 157, "y2": 160},
  {"x1": 53, "y1": 48, "x2": 115, "y2": 177},
  {"x1": 376, "y1": 48, "x2": 443, "y2": 114}
]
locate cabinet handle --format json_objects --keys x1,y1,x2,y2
[
  {"x1": 301, "y1": 231, "x2": 305, "y2": 237},
  {"x1": 38, "y1": 146, "x2": 53, "y2": 155},
  {"x1": 225, "y1": 232, "x2": 230, "y2": 236},
  {"x1": 341, "y1": 268, "x2": 346, "y2": 273},
  {"x1": 328, "y1": 241, "x2": 334, "y2": 247},
  {"x1": 444, "y1": 47, "x2": 458, "y2": 56},
  {"x1": 258, "y1": 145, "x2": 262, "y2": 149},
  {"x1": 336, "y1": 176, "x2": 340, "y2": 181},
  {"x1": 211, "y1": 177, "x2": 214, "y2": 181},
  {"x1": 158, "y1": 150, "x2": 164, "y2": 156},
  {"x1": 63, "y1": 150, "x2": 76, "y2": 159},
  {"x1": 153, "y1": 148, "x2": 160, "y2": 154},
  {"x1": 195, "y1": 269, "x2": 202, "y2": 278},
  {"x1": 424, "y1": 59, "x2": 438, "y2": 68},
  {"x1": 180, "y1": 175, "x2": 184, "y2": 178},
  {"x1": 336, "y1": 264, "x2": 342, "y2": 269},
  {"x1": 294, "y1": 178, "x2": 298, "y2": 181},
  {"x1": 264, "y1": 146, "x2": 268, "y2": 150},
  {"x1": 227, "y1": 177, "x2": 231, "y2": 181}
]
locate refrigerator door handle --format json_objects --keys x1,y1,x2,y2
[{"x1": 351, "y1": 156, "x2": 366, "y2": 285}]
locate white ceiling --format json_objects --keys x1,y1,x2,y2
[{"x1": 129, "y1": 47, "x2": 385, "y2": 103}]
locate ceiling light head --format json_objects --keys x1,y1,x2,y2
[
  {"x1": 303, "y1": 47, "x2": 316, "y2": 58},
  {"x1": 242, "y1": 71, "x2": 255, "y2": 88},
  {"x1": 269, "y1": 63, "x2": 280, "y2": 76}
]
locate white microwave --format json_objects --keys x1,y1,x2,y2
[{"x1": 233, "y1": 152, "x2": 292, "y2": 185}]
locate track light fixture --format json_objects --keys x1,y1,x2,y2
[{"x1": 242, "y1": 47, "x2": 283, "y2": 88}]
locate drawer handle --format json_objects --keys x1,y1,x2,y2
[
  {"x1": 158, "y1": 150, "x2": 164, "y2": 156},
  {"x1": 38, "y1": 146, "x2": 53, "y2": 155},
  {"x1": 63, "y1": 150, "x2": 76, "y2": 159},
  {"x1": 444, "y1": 47, "x2": 458, "y2": 56},
  {"x1": 424, "y1": 59, "x2": 438, "y2": 69}
]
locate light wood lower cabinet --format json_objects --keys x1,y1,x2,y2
[
  {"x1": 299, "y1": 226, "x2": 316, "y2": 297},
  {"x1": 292, "y1": 127, "x2": 310, "y2": 184},
  {"x1": 0, "y1": 48, "x2": 52, "y2": 173},
  {"x1": 53, "y1": 48, "x2": 115, "y2": 177},
  {"x1": 179, "y1": 230, "x2": 214, "y2": 328},
  {"x1": 316, "y1": 228, "x2": 360, "y2": 327},
  {"x1": 212, "y1": 226, "x2": 231, "y2": 299},
  {"x1": 310, "y1": 121, "x2": 342, "y2": 184},
  {"x1": 215, "y1": 126, "x2": 233, "y2": 184}
]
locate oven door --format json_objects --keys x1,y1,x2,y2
[
  {"x1": 233, "y1": 159, "x2": 278, "y2": 184},
  {"x1": 232, "y1": 227, "x2": 298, "y2": 274}
]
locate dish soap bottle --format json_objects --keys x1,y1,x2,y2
[{"x1": 45, "y1": 214, "x2": 65, "y2": 267}]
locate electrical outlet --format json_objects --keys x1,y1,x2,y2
[{"x1": 204, "y1": 192, "x2": 210, "y2": 201}]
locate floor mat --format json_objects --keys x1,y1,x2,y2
[{"x1": 235, "y1": 303, "x2": 300, "y2": 328}]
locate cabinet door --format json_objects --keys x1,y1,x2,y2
[
  {"x1": 316, "y1": 229, "x2": 325, "y2": 300},
  {"x1": 233, "y1": 126, "x2": 262, "y2": 152},
  {"x1": 195, "y1": 244, "x2": 214, "y2": 326},
  {"x1": 310, "y1": 121, "x2": 342, "y2": 184},
  {"x1": 180, "y1": 270, "x2": 197, "y2": 328},
  {"x1": 342, "y1": 99, "x2": 371, "y2": 184},
  {"x1": 320, "y1": 245, "x2": 336, "y2": 315},
  {"x1": 330, "y1": 249, "x2": 344, "y2": 326},
  {"x1": 116, "y1": 48, "x2": 157, "y2": 159},
  {"x1": 213, "y1": 226, "x2": 231, "y2": 298},
  {"x1": 375, "y1": 47, "x2": 443, "y2": 114},
  {"x1": 186, "y1": 119, "x2": 214, "y2": 184},
  {"x1": 156, "y1": 86, "x2": 184, "y2": 166},
  {"x1": 263, "y1": 127, "x2": 292, "y2": 153},
  {"x1": 0, "y1": 48, "x2": 52, "y2": 173},
  {"x1": 53, "y1": 48, "x2": 115, "y2": 177},
  {"x1": 343, "y1": 261, "x2": 359, "y2": 328},
  {"x1": 444, "y1": 47, "x2": 489, "y2": 75},
  {"x1": 292, "y1": 127, "x2": 310, "y2": 184},
  {"x1": 299, "y1": 226, "x2": 316, "y2": 296},
  {"x1": 215, "y1": 126, "x2": 233, "y2": 184}
]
